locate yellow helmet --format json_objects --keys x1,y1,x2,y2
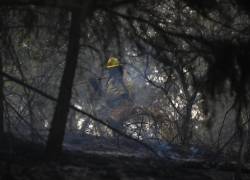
[{"x1": 106, "y1": 57, "x2": 120, "y2": 68}]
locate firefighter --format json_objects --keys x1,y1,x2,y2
[
  {"x1": 105, "y1": 57, "x2": 131, "y2": 109},
  {"x1": 105, "y1": 57, "x2": 133, "y2": 140}
]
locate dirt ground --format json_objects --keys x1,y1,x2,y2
[{"x1": 0, "y1": 134, "x2": 250, "y2": 180}]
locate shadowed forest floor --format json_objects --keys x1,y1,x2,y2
[{"x1": 1, "y1": 134, "x2": 250, "y2": 180}]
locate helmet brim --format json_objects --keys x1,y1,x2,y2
[{"x1": 106, "y1": 64, "x2": 121, "y2": 68}]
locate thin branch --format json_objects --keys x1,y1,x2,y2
[
  {"x1": 216, "y1": 98, "x2": 237, "y2": 149},
  {"x1": 0, "y1": 71, "x2": 160, "y2": 157},
  {"x1": 4, "y1": 99, "x2": 45, "y2": 142}
]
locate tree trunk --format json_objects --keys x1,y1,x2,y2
[
  {"x1": 0, "y1": 53, "x2": 4, "y2": 138},
  {"x1": 235, "y1": 102, "x2": 247, "y2": 180},
  {"x1": 181, "y1": 102, "x2": 192, "y2": 145},
  {"x1": 45, "y1": 2, "x2": 94, "y2": 157}
]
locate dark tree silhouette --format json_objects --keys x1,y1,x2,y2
[
  {"x1": 45, "y1": 2, "x2": 95, "y2": 157},
  {"x1": 0, "y1": 54, "x2": 3, "y2": 137}
]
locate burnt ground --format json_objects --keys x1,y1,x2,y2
[{"x1": 0, "y1": 134, "x2": 250, "y2": 180}]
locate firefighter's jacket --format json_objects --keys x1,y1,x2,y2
[
  {"x1": 104, "y1": 67, "x2": 128, "y2": 106},
  {"x1": 104, "y1": 67, "x2": 132, "y2": 120}
]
